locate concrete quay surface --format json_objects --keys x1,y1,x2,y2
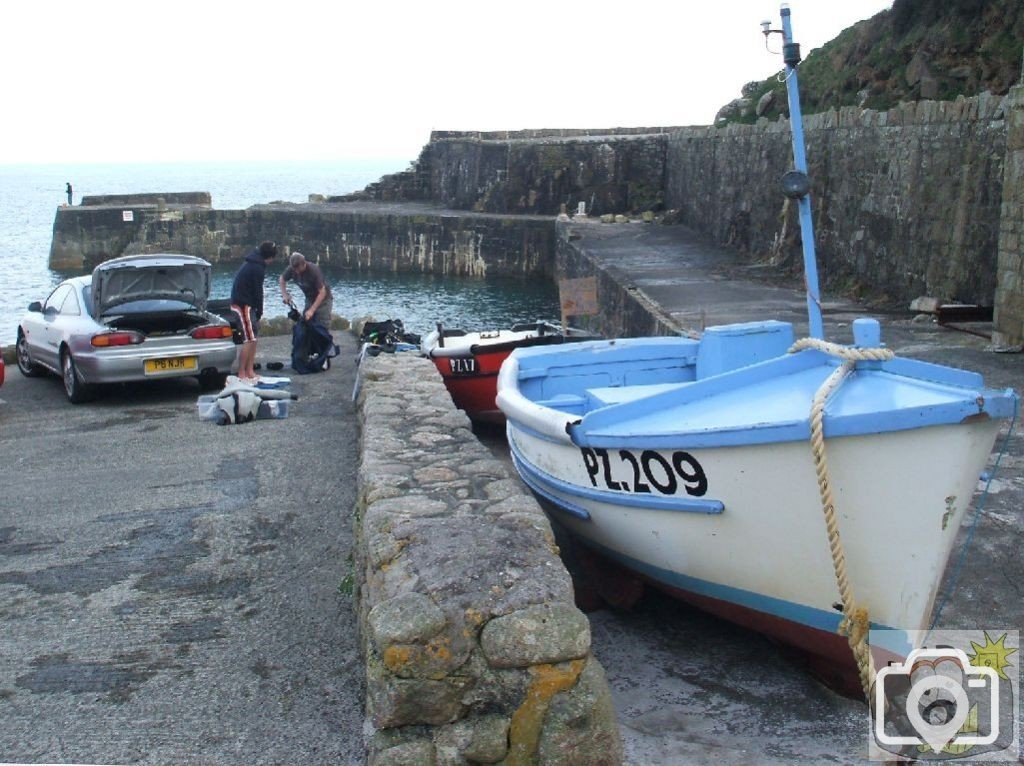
[{"x1": 0, "y1": 334, "x2": 365, "y2": 765}]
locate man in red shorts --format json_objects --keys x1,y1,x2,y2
[{"x1": 230, "y1": 241, "x2": 278, "y2": 382}]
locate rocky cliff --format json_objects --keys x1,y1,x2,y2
[{"x1": 717, "y1": 0, "x2": 1024, "y2": 124}]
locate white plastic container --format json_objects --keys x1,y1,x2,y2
[
  {"x1": 257, "y1": 399, "x2": 290, "y2": 419},
  {"x1": 196, "y1": 394, "x2": 291, "y2": 421},
  {"x1": 197, "y1": 394, "x2": 220, "y2": 421}
]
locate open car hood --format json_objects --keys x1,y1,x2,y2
[{"x1": 91, "y1": 254, "x2": 212, "y2": 315}]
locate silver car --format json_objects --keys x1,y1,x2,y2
[{"x1": 16, "y1": 254, "x2": 237, "y2": 403}]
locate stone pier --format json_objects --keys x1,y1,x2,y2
[{"x1": 353, "y1": 353, "x2": 622, "y2": 766}]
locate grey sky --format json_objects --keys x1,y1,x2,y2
[{"x1": 3, "y1": 0, "x2": 892, "y2": 165}]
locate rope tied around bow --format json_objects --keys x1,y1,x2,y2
[{"x1": 789, "y1": 337, "x2": 895, "y2": 701}]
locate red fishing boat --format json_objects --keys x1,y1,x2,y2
[{"x1": 421, "y1": 321, "x2": 598, "y2": 425}]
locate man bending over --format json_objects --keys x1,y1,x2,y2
[{"x1": 279, "y1": 252, "x2": 333, "y2": 325}]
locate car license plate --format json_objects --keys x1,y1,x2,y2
[{"x1": 144, "y1": 356, "x2": 198, "y2": 374}]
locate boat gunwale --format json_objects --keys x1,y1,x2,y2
[
  {"x1": 497, "y1": 355, "x2": 580, "y2": 443},
  {"x1": 498, "y1": 336, "x2": 1019, "y2": 449}
]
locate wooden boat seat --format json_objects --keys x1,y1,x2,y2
[
  {"x1": 585, "y1": 382, "x2": 687, "y2": 408},
  {"x1": 534, "y1": 382, "x2": 692, "y2": 414},
  {"x1": 533, "y1": 393, "x2": 588, "y2": 415}
]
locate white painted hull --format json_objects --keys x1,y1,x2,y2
[
  {"x1": 507, "y1": 418, "x2": 1002, "y2": 635},
  {"x1": 421, "y1": 328, "x2": 542, "y2": 358},
  {"x1": 497, "y1": 320, "x2": 1017, "y2": 683}
]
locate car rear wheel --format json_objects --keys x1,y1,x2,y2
[
  {"x1": 61, "y1": 349, "x2": 95, "y2": 404},
  {"x1": 197, "y1": 370, "x2": 228, "y2": 391},
  {"x1": 16, "y1": 331, "x2": 45, "y2": 377}
]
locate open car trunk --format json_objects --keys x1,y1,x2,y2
[{"x1": 101, "y1": 307, "x2": 214, "y2": 336}]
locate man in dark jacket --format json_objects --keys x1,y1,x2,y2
[{"x1": 230, "y1": 241, "x2": 278, "y2": 382}]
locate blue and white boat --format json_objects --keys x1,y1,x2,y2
[
  {"x1": 497, "y1": 320, "x2": 1015, "y2": 687},
  {"x1": 496, "y1": 7, "x2": 1019, "y2": 693}
]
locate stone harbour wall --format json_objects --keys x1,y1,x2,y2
[
  {"x1": 995, "y1": 84, "x2": 1024, "y2": 347},
  {"x1": 424, "y1": 134, "x2": 670, "y2": 217},
  {"x1": 353, "y1": 129, "x2": 678, "y2": 217},
  {"x1": 665, "y1": 94, "x2": 1008, "y2": 308},
  {"x1": 80, "y1": 191, "x2": 212, "y2": 207},
  {"x1": 49, "y1": 203, "x2": 556, "y2": 279},
  {"x1": 49, "y1": 192, "x2": 218, "y2": 270},
  {"x1": 50, "y1": 205, "x2": 155, "y2": 272},
  {"x1": 363, "y1": 103, "x2": 1021, "y2": 340},
  {"x1": 354, "y1": 353, "x2": 622, "y2": 766}
]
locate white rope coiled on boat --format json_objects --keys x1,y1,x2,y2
[{"x1": 789, "y1": 337, "x2": 895, "y2": 701}]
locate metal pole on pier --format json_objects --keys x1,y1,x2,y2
[{"x1": 776, "y1": 5, "x2": 825, "y2": 339}]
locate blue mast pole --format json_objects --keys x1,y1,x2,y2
[{"x1": 779, "y1": 5, "x2": 824, "y2": 339}]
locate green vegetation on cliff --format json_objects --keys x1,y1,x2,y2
[{"x1": 718, "y1": 0, "x2": 1024, "y2": 124}]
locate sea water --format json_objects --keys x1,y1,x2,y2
[{"x1": 0, "y1": 160, "x2": 559, "y2": 345}]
